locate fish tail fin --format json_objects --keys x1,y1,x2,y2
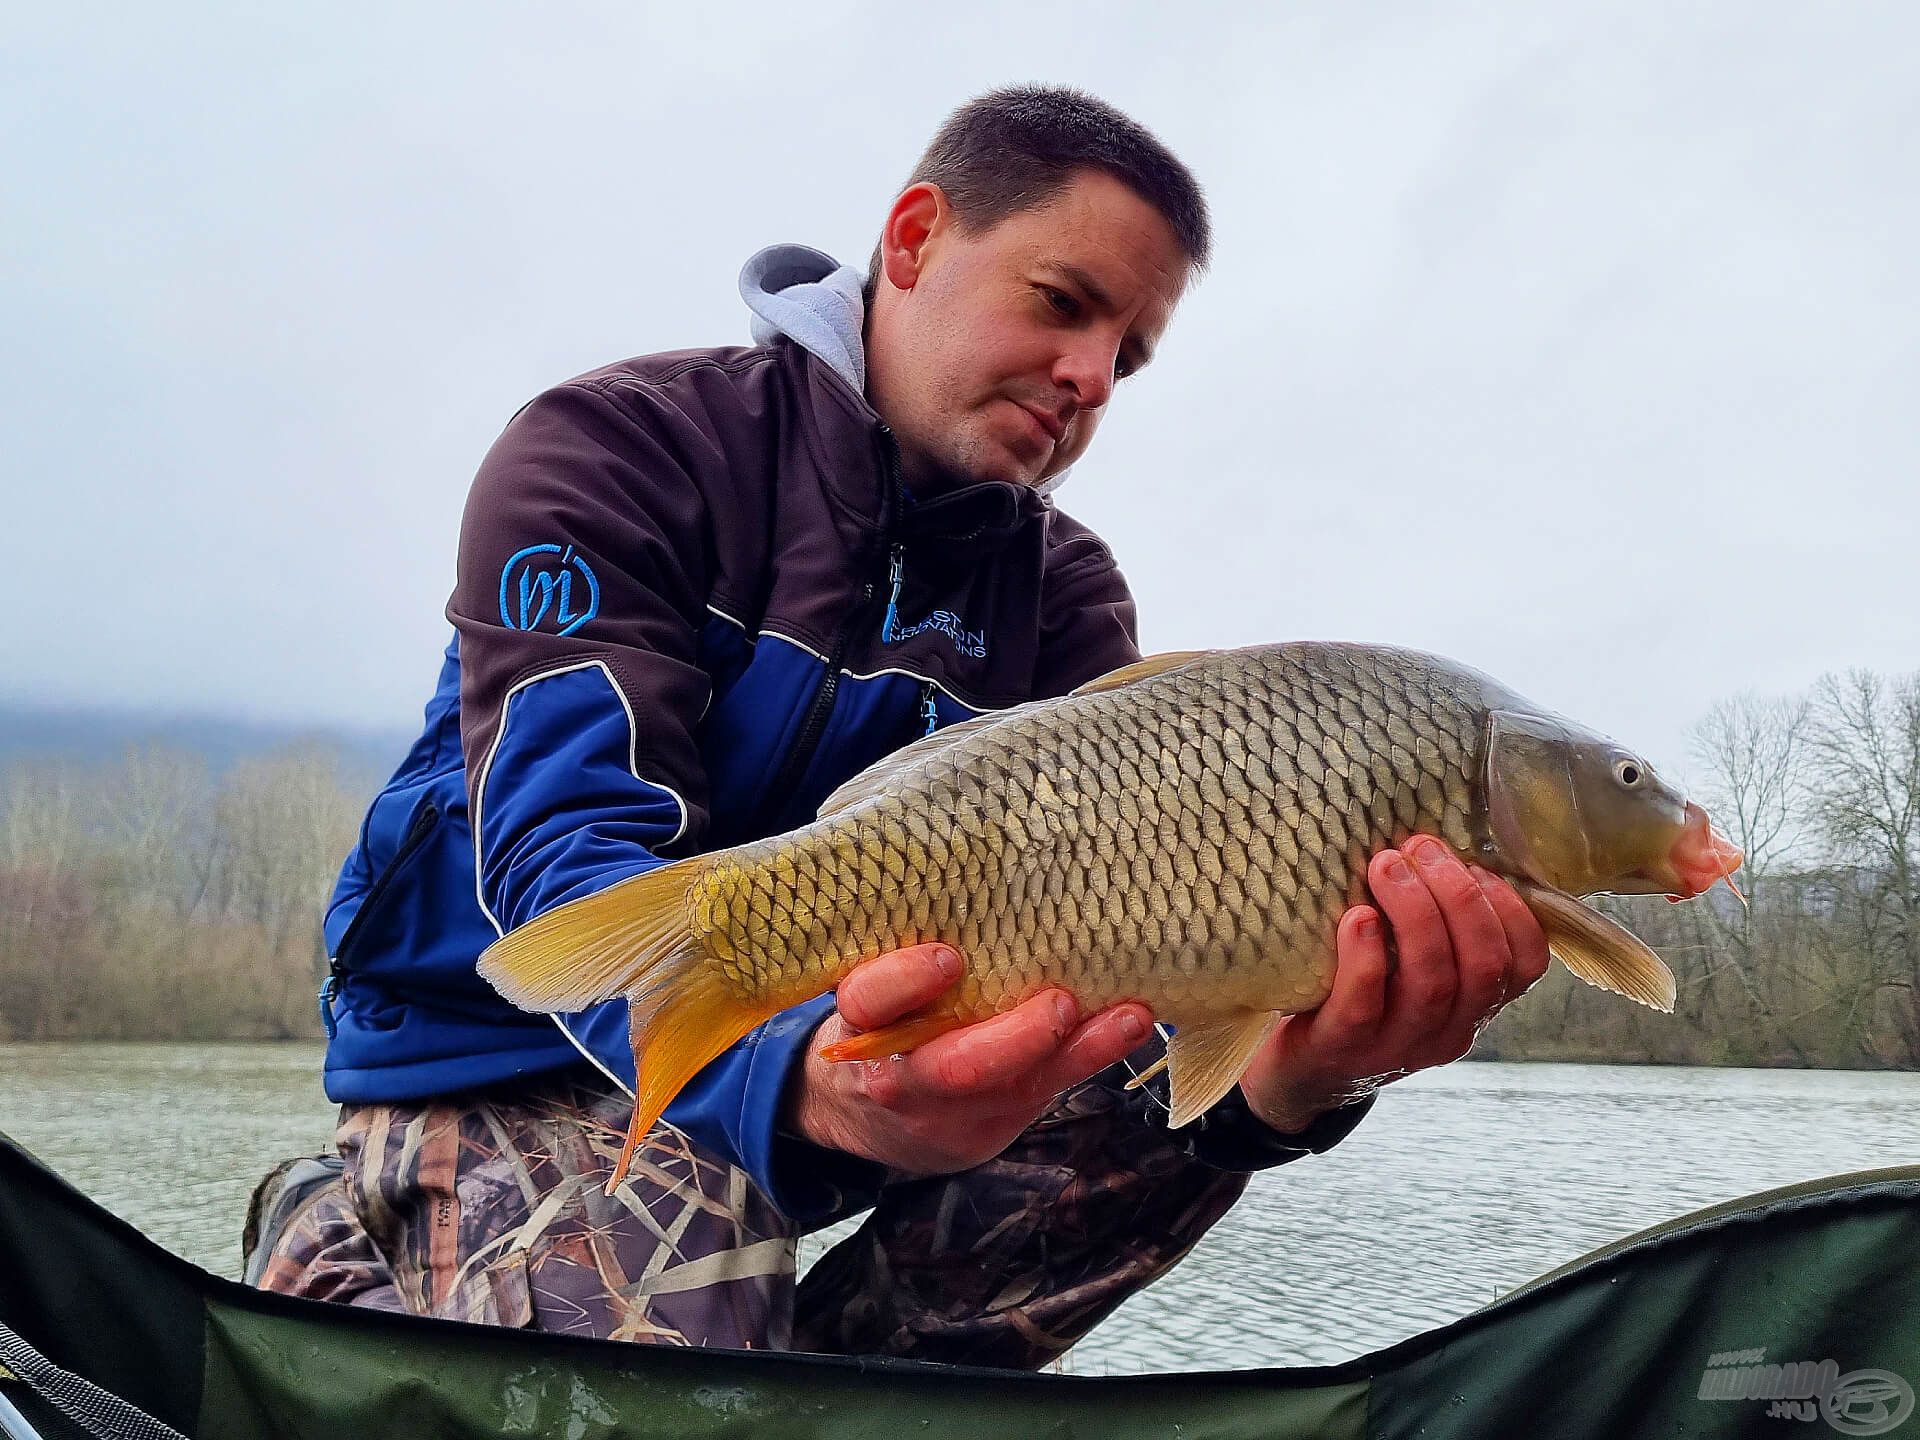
[
  {"x1": 478, "y1": 857, "x2": 712, "y2": 1014},
  {"x1": 612, "y1": 963, "x2": 770, "y2": 1190},
  {"x1": 1518, "y1": 880, "x2": 1678, "y2": 1013},
  {"x1": 476, "y1": 858, "x2": 774, "y2": 1191}
]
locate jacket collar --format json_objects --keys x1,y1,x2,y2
[{"x1": 779, "y1": 339, "x2": 1049, "y2": 548}]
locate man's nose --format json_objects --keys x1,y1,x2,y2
[{"x1": 1053, "y1": 340, "x2": 1117, "y2": 412}]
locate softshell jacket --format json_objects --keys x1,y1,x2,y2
[
  {"x1": 319, "y1": 261, "x2": 1368, "y2": 1222},
  {"x1": 318, "y1": 326, "x2": 1152, "y2": 1221}
]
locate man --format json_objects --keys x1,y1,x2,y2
[{"x1": 250, "y1": 85, "x2": 1548, "y2": 1368}]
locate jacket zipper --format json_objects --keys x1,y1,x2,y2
[
  {"x1": 879, "y1": 545, "x2": 907, "y2": 643},
  {"x1": 319, "y1": 799, "x2": 441, "y2": 1037},
  {"x1": 764, "y1": 426, "x2": 905, "y2": 806},
  {"x1": 919, "y1": 681, "x2": 940, "y2": 737}
]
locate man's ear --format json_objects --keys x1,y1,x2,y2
[{"x1": 878, "y1": 182, "x2": 948, "y2": 293}]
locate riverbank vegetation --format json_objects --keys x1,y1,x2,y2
[
  {"x1": 1, "y1": 670, "x2": 1913, "y2": 1066},
  {"x1": 0, "y1": 744, "x2": 361, "y2": 1039}
]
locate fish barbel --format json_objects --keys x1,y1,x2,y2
[{"x1": 480, "y1": 643, "x2": 1742, "y2": 1185}]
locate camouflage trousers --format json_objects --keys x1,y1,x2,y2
[{"x1": 253, "y1": 1071, "x2": 1250, "y2": 1369}]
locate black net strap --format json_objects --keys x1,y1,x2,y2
[{"x1": 0, "y1": 1321, "x2": 187, "y2": 1440}]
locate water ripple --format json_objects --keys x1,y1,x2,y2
[{"x1": 3, "y1": 1045, "x2": 1913, "y2": 1374}]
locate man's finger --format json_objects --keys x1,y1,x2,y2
[
  {"x1": 1027, "y1": 1001, "x2": 1153, "y2": 1101},
  {"x1": 1403, "y1": 837, "x2": 1510, "y2": 1033},
  {"x1": 894, "y1": 988, "x2": 1078, "y2": 1098},
  {"x1": 1311, "y1": 905, "x2": 1391, "y2": 1043},
  {"x1": 834, "y1": 944, "x2": 964, "y2": 1032},
  {"x1": 1368, "y1": 847, "x2": 1455, "y2": 1024}
]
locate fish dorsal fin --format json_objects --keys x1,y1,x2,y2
[
  {"x1": 1162, "y1": 1010, "x2": 1279, "y2": 1128},
  {"x1": 1517, "y1": 881, "x2": 1678, "y2": 1013},
  {"x1": 1070, "y1": 649, "x2": 1215, "y2": 697},
  {"x1": 814, "y1": 702, "x2": 1041, "y2": 818}
]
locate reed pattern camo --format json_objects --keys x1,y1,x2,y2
[{"x1": 248, "y1": 1060, "x2": 1332, "y2": 1367}]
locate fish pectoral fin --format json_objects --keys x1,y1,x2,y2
[
  {"x1": 1070, "y1": 649, "x2": 1215, "y2": 697},
  {"x1": 1516, "y1": 881, "x2": 1678, "y2": 1013},
  {"x1": 818, "y1": 1008, "x2": 971, "y2": 1062},
  {"x1": 1164, "y1": 1011, "x2": 1278, "y2": 1128}
]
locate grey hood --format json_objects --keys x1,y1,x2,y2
[{"x1": 739, "y1": 244, "x2": 869, "y2": 393}]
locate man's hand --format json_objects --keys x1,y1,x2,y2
[
  {"x1": 786, "y1": 943, "x2": 1153, "y2": 1175},
  {"x1": 1238, "y1": 834, "x2": 1551, "y2": 1133}
]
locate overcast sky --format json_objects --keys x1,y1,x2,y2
[{"x1": 4, "y1": 4, "x2": 1915, "y2": 784}]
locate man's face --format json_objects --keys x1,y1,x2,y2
[{"x1": 864, "y1": 168, "x2": 1189, "y2": 492}]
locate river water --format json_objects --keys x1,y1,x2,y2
[{"x1": 2, "y1": 1043, "x2": 1912, "y2": 1374}]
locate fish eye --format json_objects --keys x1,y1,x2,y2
[{"x1": 1613, "y1": 757, "x2": 1644, "y2": 788}]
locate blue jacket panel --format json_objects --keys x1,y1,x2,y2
[{"x1": 322, "y1": 341, "x2": 1151, "y2": 1223}]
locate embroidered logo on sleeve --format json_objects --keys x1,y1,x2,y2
[{"x1": 499, "y1": 544, "x2": 600, "y2": 637}]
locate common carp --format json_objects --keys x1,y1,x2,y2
[{"x1": 479, "y1": 643, "x2": 1742, "y2": 1185}]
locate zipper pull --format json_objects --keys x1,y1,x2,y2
[
  {"x1": 317, "y1": 971, "x2": 341, "y2": 1040},
  {"x1": 879, "y1": 544, "x2": 906, "y2": 643},
  {"x1": 919, "y1": 681, "x2": 940, "y2": 737}
]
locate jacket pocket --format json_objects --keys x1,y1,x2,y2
[{"x1": 331, "y1": 798, "x2": 442, "y2": 972}]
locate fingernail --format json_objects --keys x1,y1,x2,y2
[
  {"x1": 1052, "y1": 993, "x2": 1078, "y2": 1030},
  {"x1": 933, "y1": 946, "x2": 962, "y2": 979},
  {"x1": 1357, "y1": 914, "x2": 1380, "y2": 940},
  {"x1": 1383, "y1": 854, "x2": 1411, "y2": 881},
  {"x1": 1408, "y1": 837, "x2": 1445, "y2": 867},
  {"x1": 1119, "y1": 1011, "x2": 1147, "y2": 1043}
]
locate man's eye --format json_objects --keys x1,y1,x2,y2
[
  {"x1": 1114, "y1": 355, "x2": 1135, "y2": 381},
  {"x1": 1040, "y1": 286, "x2": 1079, "y2": 318}
]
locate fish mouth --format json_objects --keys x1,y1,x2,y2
[{"x1": 1662, "y1": 802, "x2": 1744, "y2": 899}]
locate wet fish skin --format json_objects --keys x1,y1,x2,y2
[
  {"x1": 479, "y1": 642, "x2": 1712, "y2": 1188},
  {"x1": 701, "y1": 643, "x2": 1487, "y2": 1023}
]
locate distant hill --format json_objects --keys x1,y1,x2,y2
[{"x1": 0, "y1": 700, "x2": 415, "y2": 794}]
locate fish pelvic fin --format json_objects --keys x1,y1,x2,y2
[
  {"x1": 1164, "y1": 1010, "x2": 1278, "y2": 1128},
  {"x1": 475, "y1": 858, "x2": 775, "y2": 1192},
  {"x1": 1516, "y1": 881, "x2": 1678, "y2": 1013}
]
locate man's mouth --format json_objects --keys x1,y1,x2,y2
[{"x1": 1016, "y1": 401, "x2": 1066, "y2": 445}]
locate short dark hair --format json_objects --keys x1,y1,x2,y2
[{"x1": 867, "y1": 86, "x2": 1211, "y2": 290}]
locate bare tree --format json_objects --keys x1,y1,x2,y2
[
  {"x1": 1685, "y1": 693, "x2": 1810, "y2": 1027},
  {"x1": 1802, "y1": 669, "x2": 1919, "y2": 1059},
  {"x1": 1690, "y1": 693, "x2": 1811, "y2": 898},
  {"x1": 97, "y1": 744, "x2": 212, "y2": 915},
  {"x1": 210, "y1": 745, "x2": 363, "y2": 963},
  {"x1": 0, "y1": 761, "x2": 84, "y2": 877}
]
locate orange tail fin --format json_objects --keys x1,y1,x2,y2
[
  {"x1": 476, "y1": 857, "x2": 772, "y2": 1193},
  {"x1": 611, "y1": 969, "x2": 771, "y2": 1190}
]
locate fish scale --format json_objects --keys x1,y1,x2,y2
[{"x1": 480, "y1": 641, "x2": 1718, "y2": 1189}]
